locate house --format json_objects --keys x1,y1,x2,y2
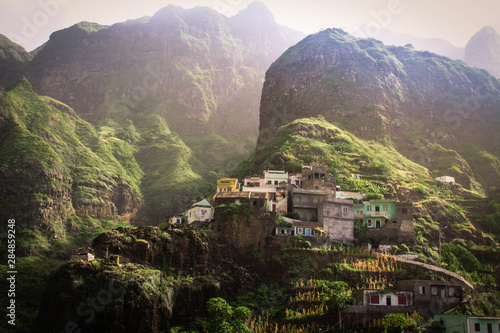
[
  {"x1": 353, "y1": 199, "x2": 397, "y2": 229},
  {"x1": 242, "y1": 171, "x2": 289, "y2": 213},
  {"x1": 215, "y1": 177, "x2": 240, "y2": 195},
  {"x1": 319, "y1": 197, "x2": 354, "y2": 243},
  {"x1": 301, "y1": 165, "x2": 336, "y2": 193},
  {"x1": 434, "y1": 315, "x2": 500, "y2": 333},
  {"x1": 185, "y1": 199, "x2": 214, "y2": 227},
  {"x1": 344, "y1": 289, "x2": 416, "y2": 325},
  {"x1": 275, "y1": 218, "x2": 325, "y2": 237},
  {"x1": 243, "y1": 175, "x2": 265, "y2": 188},
  {"x1": 168, "y1": 215, "x2": 183, "y2": 224},
  {"x1": 264, "y1": 170, "x2": 288, "y2": 188},
  {"x1": 396, "y1": 280, "x2": 464, "y2": 318},
  {"x1": 289, "y1": 165, "x2": 354, "y2": 242},
  {"x1": 436, "y1": 176, "x2": 456, "y2": 183},
  {"x1": 353, "y1": 289, "x2": 413, "y2": 307},
  {"x1": 354, "y1": 200, "x2": 414, "y2": 245}
]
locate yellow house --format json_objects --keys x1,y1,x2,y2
[{"x1": 215, "y1": 177, "x2": 240, "y2": 196}]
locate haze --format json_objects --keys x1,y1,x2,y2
[{"x1": 1, "y1": 0, "x2": 499, "y2": 52}]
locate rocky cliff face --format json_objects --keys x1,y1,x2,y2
[
  {"x1": 257, "y1": 29, "x2": 500, "y2": 192},
  {"x1": 35, "y1": 225, "x2": 267, "y2": 332},
  {"x1": 466, "y1": 26, "x2": 500, "y2": 78},
  {"x1": 0, "y1": 79, "x2": 142, "y2": 241},
  {"x1": 25, "y1": 4, "x2": 302, "y2": 140}
]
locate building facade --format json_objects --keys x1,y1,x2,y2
[
  {"x1": 216, "y1": 178, "x2": 240, "y2": 194},
  {"x1": 185, "y1": 199, "x2": 214, "y2": 226},
  {"x1": 264, "y1": 170, "x2": 289, "y2": 188},
  {"x1": 435, "y1": 315, "x2": 500, "y2": 333}
]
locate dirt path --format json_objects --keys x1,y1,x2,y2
[{"x1": 395, "y1": 257, "x2": 475, "y2": 291}]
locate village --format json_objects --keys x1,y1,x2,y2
[
  {"x1": 161, "y1": 166, "x2": 500, "y2": 331},
  {"x1": 169, "y1": 165, "x2": 415, "y2": 247}
]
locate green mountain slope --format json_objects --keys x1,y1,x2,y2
[
  {"x1": 0, "y1": 79, "x2": 142, "y2": 238},
  {"x1": 3, "y1": 4, "x2": 304, "y2": 218},
  {"x1": 0, "y1": 34, "x2": 32, "y2": 86}
]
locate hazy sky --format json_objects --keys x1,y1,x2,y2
[{"x1": 1, "y1": 0, "x2": 499, "y2": 51}]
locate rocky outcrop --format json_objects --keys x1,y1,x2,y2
[
  {"x1": 35, "y1": 226, "x2": 262, "y2": 332},
  {"x1": 213, "y1": 205, "x2": 276, "y2": 252},
  {"x1": 466, "y1": 26, "x2": 500, "y2": 77}
]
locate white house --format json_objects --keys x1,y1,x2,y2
[
  {"x1": 185, "y1": 199, "x2": 214, "y2": 226},
  {"x1": 436, "y1": 176, "x2": 455, "y2": 183}
]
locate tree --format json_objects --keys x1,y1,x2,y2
[{"x1": 206, "y1": 297, "x2": 251, "y2": 333}]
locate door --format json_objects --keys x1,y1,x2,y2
[
  {"x1": 386, "y1": 296, "x2": 392, "y2": 306},
  {"x1": 376, "y1": 220, "x2": 381, "y2": 228},
  {"x1": 487, "y1": 323, "x2": 492, "y2": 333},
  {"x1": 305, "y1": 228, "x2": 311, "y2": 236}
]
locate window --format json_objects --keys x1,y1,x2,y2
[
  {"x1": 228, "y1": 188, "x2": 232, "y2": 192},
  {"x1": 275, "y1": 181, "x2": 279, "y2": 185},
  {"x1": 254, "y1": 183, "x2": 260, "y2": 187},
  {"x1": 356, "y1": 210, "x2": 363, "y2": 215},
  {"x1": 383, "y1": 205, "x2": 388, "y2": 211},
  {"x1": 343, "y1": 208, "x2": 348, "y2": 215},
  {"x1": 431, "y1": 287, "x2": 438, "y2": 296},
  {"x1": 375, "y1": 205, "x2": 380, "y2": 212},
  {"x1": 474, "y1": 323, "x2": 480, "y2": 331},
  {"x1": 370, "y1": 295, "x2": 379, "y2": 304},
  {"x1": 418, "y1": 286, "x2": 426, "y2": 294},
  {"x1": 402, "y1": 208, "x2": 408, "y2": 214},
  {"x1": 253, "y1": 200, "x2": 257, "y2": 206},
  {"x1": 297, "y1": 228, "x2": 303, "y2": 234},
  {"x1": 314, "y1": 186, "x2": 319, "y2": 190},
  {"x1": 398, "y1": 295, "x2": 407, "y2": 305},
  {"x1": 367, "y1": 206, "x2": 372, "y2": 212},
  {"x1": 449, "y1": 287, "x2": 455, "y2": 297},
  {"x1": 201, "y1": 210, "x2": 206, "y2": 215},
  {"x1": 367, "y1": 219, "x2": 372, "y2": 227},
  {"x1": 235, "y1": 199, "x2": 240, "y2": 204}
]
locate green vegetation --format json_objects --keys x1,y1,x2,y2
[{"x1": 235, "y1": 116, "x2": 428, "y2": 196}]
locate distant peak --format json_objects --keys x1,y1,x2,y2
[
  {"x1": 474, "y1": 26, "x2": 500, "y2": 38},
  {"x1": 236, "y1": 1, "x2": 275, "y2": 21}
]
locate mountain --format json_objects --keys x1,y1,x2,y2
[
  {"x1": 4, "y1": 3, "x2": 303, "y2": 220},
  {"x1": 257, "y1": 28, "x2": 500, "y2": 194},
  {"x1": 0, "y1": 34, "x2": 32, "y2": 86},
  {"x1": 357, "y1": 29, "x2": 465, "y2": 60},
  {"x1": 0, "y1": 78, "x2": 142, "y2": 249},
  {"x1": 465, "y1": 26, "x2": 500, "y2": 77}
]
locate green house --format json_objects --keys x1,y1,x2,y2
[
  {"x1": 435, "y1": 315, "x2": 500, "y2": 333},
  {"x1": 353, "y1": 199, "x2": 397, "y2": 229}
]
